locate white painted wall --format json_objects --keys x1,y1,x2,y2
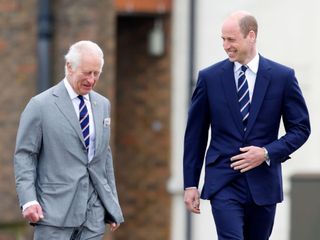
[
  {"x1": 170, "y1": 0, "x2": 319, "y2": 240},
  {"x1": 168, "y1": 0, "x2": 190, "y2": 240}
]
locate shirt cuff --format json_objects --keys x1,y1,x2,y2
[
  {"x1": 263, "y1": 147, "x2": 271, "y2": 166},
  {"x1": 265, "y1": 159, "x2": 271, "y2": 166},
  {"x1": 22, "y1": 200, "x2": 40, "y2": 212},
  {"x1": 185, "y1": 187, "x2": 197, "y2": 190}
]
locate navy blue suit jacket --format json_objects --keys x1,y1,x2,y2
[{"x1": 183, "y1": 55, "x2": 310, "y2": 205}]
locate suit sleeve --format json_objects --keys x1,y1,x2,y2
[
  {"x1": 14, "y1": 98, "x2": 42, "y2": 207},
  {"x1": 183, "y1": 73, "x2": 211, "y2": 189},
  {"x1": 265, "y1": 69, "x2": 310, "y2": 162}
]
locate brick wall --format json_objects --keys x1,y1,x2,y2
[
  {"x1": 0, "y1": 0, "x2": 37, "y2": 238},
  {"x1": 0, "y1": 1, "x2": 171, "y2": 239},
  {"x1": 114, "y1": 15, "x2": 171, "y2": 240},
  {"x1": 115, "y1": 0, "x2": 171, "y2": 13}
]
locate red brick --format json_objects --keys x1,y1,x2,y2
[
  {"x1": 114, "y1": 16, "x2": 171, "y2": 240},
  {"x1": 0, "y1": 39, "x2": 7, "y2": 52},
  {"x1": 0, "y1": 1, "x2": 18, "y2": 12}
]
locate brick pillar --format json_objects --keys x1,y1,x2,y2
[{"x1": 114, "y1": 15, "x2": 171, "y2": 240}]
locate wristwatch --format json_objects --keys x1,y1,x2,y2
[{"x1": 262, "y1": 147, "x2": 270, "y2": 161}]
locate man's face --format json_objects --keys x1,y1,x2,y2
[
  {"x1": 221, "y1": 19, "x2": 253, "y2": 64},
  {"x1": 67, "y1": 53, "x2": 102, "y2": 95}
]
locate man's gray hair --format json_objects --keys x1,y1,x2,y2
[{"x1": 64, "y1": 40, "x2": 104, "y2": 75}]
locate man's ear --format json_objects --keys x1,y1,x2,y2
[
  {"x1": 66, "y1": 62, "x2": 73, "y2": 74},
  {"x1": 248, "y1": 30, "x2": 256, "y2": 42}
]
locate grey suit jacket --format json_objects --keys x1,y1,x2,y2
[{"x1": 14, "y1": 80, "x2": 124, "y2": 227}]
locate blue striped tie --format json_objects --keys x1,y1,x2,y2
[
  {"x1": 78, "y1": 95, "x2": 90, "y2": 151},
  {"x1": 237, "y1": 65, "x2": 250, "y2": 130}
]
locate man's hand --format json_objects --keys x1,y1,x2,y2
[
  {"x1": 22, "y1": 204, "x2": 44, "y2": 223},
  {"x1": 184, "y1": 188, "x2": 200, "y2": 214},
  {"x1": 109, "y1": 223, "x2": 120, "y2": 232},
  {"x1": 230, "y1": 146, "x2": 266, "y2": 173}
]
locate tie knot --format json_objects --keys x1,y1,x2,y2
[
  {"x1": 241, "y1": 65, "x2": 248, "y2": 73},
  {"x1": 78, "y1": 95, "x2": 84, "y2": 101}
]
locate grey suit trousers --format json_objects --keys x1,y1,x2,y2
[
  {"x1": 34, "y1": 183, "x2": 106, "y2": 240},
  {"x1": 34, "y1": 225, "x2": 105, "y2": 240}
]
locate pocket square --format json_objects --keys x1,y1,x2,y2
[{"x1": 103, "y1": 118, "x2": 111, "y2": 127}]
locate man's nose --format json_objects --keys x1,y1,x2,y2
[
  {"x1": 87, "y1": 73, "x2": 95, "y2": 82},
  {"x1": 223, "y1": 41, "x2": 229, "y2": 50}
]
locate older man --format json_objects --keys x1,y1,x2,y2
[{"x1": 14, "y1": 40, "x2": 123, "y2": 239}]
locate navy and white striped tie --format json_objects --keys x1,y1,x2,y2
[
  {"x1": 237, "y1": 65, "x2": 250, "y2": 130},
  {"x1": 78, "y1": 95, "x2": 90, "y2": 151}
]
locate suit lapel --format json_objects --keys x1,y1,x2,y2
[
  {"x1": 221, "y1": 61, "x2": 244, "y2": 136},
  {"x1": 90, "y1": 92, "x2": 103, "y2": 155},
  {"x1": 53, "y1": 81, "x2": 86, "y2": 147},
  {"x1": 244, "y1": 56, "x2": 271, "y2": 138}
]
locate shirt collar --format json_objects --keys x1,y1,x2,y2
[
  {"x1": 63, "y1": 78, "x2": 90, "y2": 101},
  {"x1": 234, "y1": 53, "x2": 260, "y2": 74}
]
